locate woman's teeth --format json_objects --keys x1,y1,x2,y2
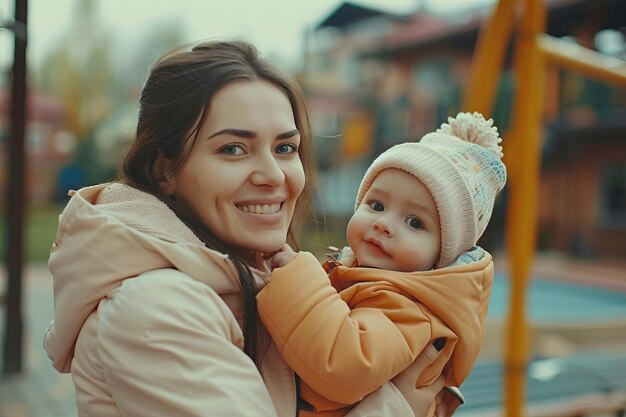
[{"x1": 237, "y1": 203, "x2": 281, "y2": 214}]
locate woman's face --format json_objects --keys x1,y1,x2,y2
[{"x1": 167, "y1": 79, "x2": 305, "y2": 255}]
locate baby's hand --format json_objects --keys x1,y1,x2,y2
[{"x1": 271, "y1": 244, "x2": 297, "y2": 269}]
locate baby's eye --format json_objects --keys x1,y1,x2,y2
[
  {"x1": 367, "y1": 201, "x2": 385, "y2": 212},
  {"x1": 276, "y1": 143, "x2": 298, "y2": 154},
  {"x1": 406, "y1": 216, "x2": 424, "y2": 230},
  {"x1": 220, "y1": 143, "x2": 245, "y2": 155}
]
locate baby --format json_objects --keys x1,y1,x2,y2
[{"x1": 257, "y1": 112, "x2": 507, "y2": 415}]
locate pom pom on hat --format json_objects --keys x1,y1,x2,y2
[
  {"x1": 354, "y1": 112, "x2": 507, "y2": 268},
  {"x1": 437, "y1": 112, "x2": 503, "y2": 158}
]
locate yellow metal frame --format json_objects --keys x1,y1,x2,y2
[{"x1": 462, "y1": 0, "x2": 626, "y2": 416}]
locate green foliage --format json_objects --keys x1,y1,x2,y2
[
  {"x1": 298, "y1": 216, "x2": 349, "y2": 259},
  {"x1": 0, "y1": 207, "x2": 62, "y2": 264},
  {"x1": 0, "y1": 207, "x2": 348, "y2": 265}
]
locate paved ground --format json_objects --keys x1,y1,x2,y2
[
  {"x1": 1, "y1": 254, "x2": 625, "y2": 417},
  {"x1": 0, "y1": 264, "x2": 76, "y2": 417}
]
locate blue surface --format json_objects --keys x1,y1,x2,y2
[
  {"x1": 488, "y1": 272, "x2": 626, "y2": 322},
  {"x1": 455, "y1": 273, "x2": 626, "y2": 413},
  {"x1": 458, "y1": 353, "x2": 626, "y2": 413}
]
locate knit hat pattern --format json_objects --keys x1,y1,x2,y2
[{"x1": 355, "y1": 112, "x2": 507, "y2": 268}]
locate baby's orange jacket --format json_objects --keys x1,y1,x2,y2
[{"x1": 256, "y1": 250, "x2": 494, "y2": 415}]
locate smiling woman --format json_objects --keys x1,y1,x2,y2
[
  {"x1": 41, "y1": 39, "x2": 449, "y2": 417},
  {"x1": 118, "y1": 42, "x2": 315, "y2": 367},
  {"x1": 163, "y1": 80, "x2": 305, "y2": 256}
]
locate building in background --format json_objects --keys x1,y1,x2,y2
[
  {"x1": 302, "y1": 0, "x2": 626, "y2": 259},
  {"x1": 0, "y1": 88, "x2": 75, "y2": 208}
]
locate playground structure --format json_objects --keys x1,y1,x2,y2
[{"x1": 462, "y1": 0, "x2": 626, "y2": 415}]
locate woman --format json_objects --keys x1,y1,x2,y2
[{"x1": 44, "y1": 40, "x2": 459, "y2": 416}]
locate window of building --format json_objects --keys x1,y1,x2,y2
[{"x1": 598, "y1": 165, "x2": 626, "y2": 229}]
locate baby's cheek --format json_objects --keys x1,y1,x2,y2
[{"x1": 400, "y1": 248, "x2": 431, "y2": 272}]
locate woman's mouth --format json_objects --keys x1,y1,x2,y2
[{"x1": 236, "y1": 203, "x2": 282, "y2": 214}]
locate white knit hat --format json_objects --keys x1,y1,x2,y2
[{"x1": 355, "y1": 112, "x2": 507, "y2": 268}]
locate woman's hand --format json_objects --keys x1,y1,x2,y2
[
  {"x1": 270, "y1": 244, "x2": 297, "y2": 269},
  {"x1": 391, "y1": 339, "x2": 463, "y2": 417}
]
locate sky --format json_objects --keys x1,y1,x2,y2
[{"x1": 0, "y1": 0, "x2": 495, "y2": 73}]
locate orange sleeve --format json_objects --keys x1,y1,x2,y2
[{"x1": 256, "y1": 252, "x2": 448, "y2": 406}]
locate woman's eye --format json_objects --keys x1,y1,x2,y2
[
  {"x1": 406, "y1": 216, "x2": 424, "y2": 230},
  {"x1": 367, "y1": 201, "x2": 384, "y2": 212},
  {"x1": 220, "y1": 143, "x2": 245, "y2": 155},
  {"x1": 276, "y1": 143, "x2": 298, "y2": 154}
]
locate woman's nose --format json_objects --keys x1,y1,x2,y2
[
  {"x1": 373, "y1": 217, "x2": 393, "y2": 237},
  {"x1": 250, "y1": 152, "x2": 285, "y2": 187}
]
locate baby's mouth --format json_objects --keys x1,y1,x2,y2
[
  {"x1": 236, "y1": 203, "x2": 282, "y2": 214},
  {"x1": 365, "y1": 239, "x2": 389, "y2": 256}
]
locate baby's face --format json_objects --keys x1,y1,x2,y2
[{"x1": 347, "y1": 168, "x2": 441, "y2": 272}]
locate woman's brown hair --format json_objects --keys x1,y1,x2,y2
[{"x1": 119, "y1": 39, "x2": 315, "y2": 362}]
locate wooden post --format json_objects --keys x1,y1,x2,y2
[
  {"x1": 3, "y1": 0, "x2": 28, "y2": 374},
  {"x1": 461, "y1": 0, "x2": 516, "y2": 116},
  {"x1": 503, "y1": 0, "x2": 546, "y2": 415}
]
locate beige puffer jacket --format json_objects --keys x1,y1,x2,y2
[{"x1": 44, "y1": 183, "x2": 415, "y2": 417}]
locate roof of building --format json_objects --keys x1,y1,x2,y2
[
  {"x1": 318, "y1": 0, "x2": 626, "y2": 56},
  {"x1": 315, "y1": 1, "x2": 407, "y2": 30}
]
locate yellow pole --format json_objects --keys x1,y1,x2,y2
[
  {"x1": 504, "y1": 0, "x2": 546, "y2": 415},
  {"x1": 463, "y1": 1, "x2": 626, "y2": 416},
  {"x1": 462, "y1": 0, "x2": 517, "y2": 116},
  {"x1": 537, "y1": 34, "x2": 626, "y2": 87}
]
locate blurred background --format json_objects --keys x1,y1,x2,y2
[{"x1": 1, "y1": 0, "x2": 625, "y2": 416}]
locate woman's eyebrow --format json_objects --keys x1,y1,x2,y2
[
  {"x1": 208, "y1": 128, "x2": 255, "y2": 139},
  {"x1": 208, "y1": 128, "x2": 300, "y2": 140},
  {"x1": 277, "y1": 129, "x2": 300, "y2": 139}
]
